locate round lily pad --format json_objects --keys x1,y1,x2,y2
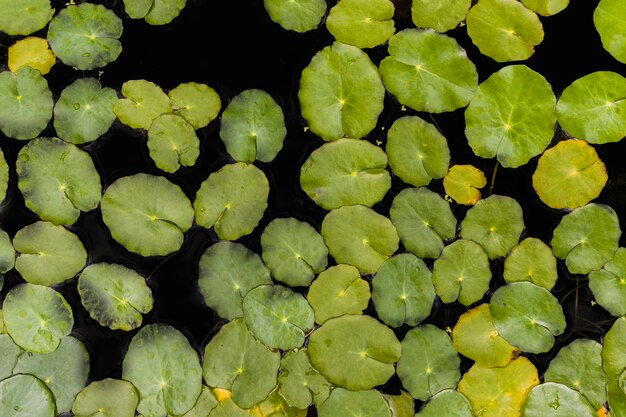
[
  {"x1": 17, "y1": 137, "x2": 102, "y2": 225},
  {"x1": 379, "y1": 29, "x2": 478, "y2": 113},
  {"x1": 169, "y1": 82, "x2": 221, "y2": 129},
  {"x1": 308, "y1": 314, "x2": 401, "y2": 390},
  {"x1": 298, "y1": 41, "x2": 385, "y2": 141},
  {"x1": 326, "y1": 0, "x2": 395, "y2": 49},
  {"x1": 386, "y1": 116, "x2": 451, "y2": 188},
  {"x1": 465, "y1": 65, "x2": 556, "y2": 168},
  {"x1": 77, "y1": 262, "x2": 153, "y2": 331},
  {"x1": 307, "y1": 264, "x2": 371, "y2": 324},
  {"x1": 113, "y1": 80, "x2": 172, "y2": 130},
  {"x1": 301, "y1": 138, "x2": 390, "y2": 210},
  {"x1": 0, "y1": 0, "x2": 53, "y2": 35},
  {"x1": 318, "y1": 388, "x2": 391, "y2": 417},
  {"x1": 503, "y1": 237, "x2": 558, "y2": 290},
  {"x1": 444, "y1": 164, "x2": 487, "y2": 205},
  {"x1": 47, "y1": 3, "x2": 123, "y2": 70},
  {"x1": 53, "y1": 77, "x2": 118, "y2": 144},
  {"x1": 372, "y1": 253, "x2": 435, "y2": 327},
  {"x1": 242, "y1": 284, "x2": 315, "y2": 350},
  {"x1": 522, "y1": 0, "x2": 569, "y2": 16},
  {"x1": 594, "y1": 0, "x2": 626, "y2": 64},
  {"x1": 589, "y1": 248, "x2": 626, "y2": 317},
  {"x1": 0, "y1": 374, "x2": 55, "y2": 417},
  {"x1": 8, "y1": 36, "x2": 56, "y2": 75},
  {"x1": 278, "y1": 349, "x2": 331, "y2": 409},
  {"x1": 101, "y1": 173, "x2": 194, "y2": 257},
  {"x1": 521, "y1": 382, "x2": 596, "y2": 417},
  {"x1": 198, "y1": 241, "x2": 272, "y2": 320},
  {"x1": 219, "y1": 89, "x2": 286, "y2": 163},
  {"x1": 202, "y1": 318, "x2": 280, "y2": 409},
  {"x1": 490, "y1": 282, "x2": 566, "y2": 354},
  {"x1": 147, "y1": 114, "x2": 199, "y2": 173},
  {"x1": 122, "y1": 0, "x2": 187, "y2": 25},
  {"x1": 556, "y1": 71, "x2": 626, "y2": 144},
  {"x1": 122, "y1": 323, "x2": 202, "y2": 417},
  {"x1": 411, "y1": 0, "x2": 471, "y2": 32},
  {"x1": 263, "y1": 0, "x2": 326, "y2": 33},
  {"x1": 194, "y1": 162, "x2": 269, "y2": 240},
  {"x1": 260, "y1": 217, "x2": 328, "y2": 287},
  {"x1": 0, "y1": 66, "x2": 53, "y2": 140},
  {"x1": 322, "y1": 205, "x2": 399, "y2": 274},
  {"x1": 72, "y1": 378, "x2": 139, "y2": 417},
  {"x1": 415, "y1": 389, "x2": 474, "y2": 417},
  {"x1": 13, "y1": 221, "x2": 87, "y2": 286},
  {"x1": 3, "y1": 283, "x2": 74, "y2": 353},
  {"x1": 551, "y1": 203, "x2": 621, "y2": 275}
]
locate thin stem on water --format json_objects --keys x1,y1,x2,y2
[{"x1": 488, "y1": 161, "x2": 499, "y2": 195}]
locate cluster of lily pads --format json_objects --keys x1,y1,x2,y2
[{"x1": 1, "y1": 0, "x2": 626, "y2": 416}]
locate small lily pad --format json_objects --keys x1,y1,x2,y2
[
  {"x1": 589, "y1": 248, "x2": 626, "y2": 317},
  {"x1": 8, "y1": 36, "x2": 56, "y2": 75},
  {"x1": 411, "y1": 0, "x2": 471, "y2": 32},
  {"x1": 444, "y1": 164, "x2": 487, "y2": 205},
  {"x1": 0, "y1": 374, "x2": 55, "y2": 417},
  {"x1": 318, "y1": 388, "x2": 391, "y2": 417},
  {"x1": 0, "y1": 0, "x2": 53, "y2": 35},
  {"x1": 72, "y1": 378, "x2": 139, "y2": 417},
  {"x1": 263, "y1": 0, "x2": 327, "y2": 33},
  {"x1": 594, "y1": 0, "x2": 626, "y2": 64},
  {"x1": 415, "y1": 389, "x2": 474, "y2": 417},
  {"x1": 278, "y1": 349, "x2": 331, "y2": 409},
  {"x1": 113, "y1": 80, "x2": 172, "y2": 130},
  {"x1": 522, "y1": 0, "x2": 569, "y2": 16},
  {"x1": 503, "y1": 237, "x2": 558, "y2": 290},
  {"x1": 169, "y1": 82, "x2": 221, "y2": 129},
  {"x1": 147, "y1": 114, "x2": 200, "y2": 173},
  {"x1": 521, "y1": 383, "x2": 596, "y2": 417},
  {"x1": 326, "y1": 0, "x2": 395, "y2": 49},
  {"x1": 123, "y1": 0, "x2": 187, "y2": 25}
]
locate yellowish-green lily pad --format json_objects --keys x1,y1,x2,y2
[
  {"x1": 443, "y1": 164, "x2": 487, "y2": 205},
  {"x1": 8, "y1": 37, "x2": 56, "y2": 75}
]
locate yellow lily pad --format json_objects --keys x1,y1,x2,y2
[
  {"x1": 8, "y1": 37, "x2": 56, "y2": 75},
  {"x1": 443, "y1": 164, "x2": 487, "y2": 205}
]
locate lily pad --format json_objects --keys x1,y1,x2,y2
[
  {"x1": 0, "y1": 66, "x2": 53, "y2": 140},
  {"x1": 601, "y1": 316, "x2": 626, "y2": 379},
  {"x1": 415, "y1": 389, "x2": 474, "y2": 417},
  {"x1": 396, "y1": 324, "x2": 461, "y2": 401},
  {"x1": 198, "y1": 241, "x2": 272, "y2": 320},
  {"x1": 0, "y1": 148, "x2": 8, "y2": 204},
  {"x1": 174, "y1": 385, "x2": 218, "y2": 417},
  {"x1": 0, "y1": 0, "x2": 53, "y2": 35},
  {"x1": 306, "y1": 264, "x2": 371, "y2": 324},
  {"x1": 318, "y1": 388, "x2": 391, "y2": 417},
  {"x1": 13, "y1": 221, "x2": 87, "y2": 286},
  {"x1": 589, "y1": 248, "x2": 626, "y2": 317},
  {"x1": 3, "y1": 283, "x2": 73, "y2": 353},
  {"x1": 53, "y1": 78, "x2": 118, "y2": 144},
  {"x1": 256, "y1": 390, "x2": 307, "y2": 417},
  {"x1": 123, "y1": 0, "x2": 187, "y2": 25},
  {"x1": 308, "y1": 314, "x2": 401, "y2": 390},
  {"x1": 219, "y1": 89, "x2": 286, "y2": 163},
  {"x1": 278, "y1": 349, "x2": 331, "y2": 409},
  {"x1": 301, "y1": 138, "x2": 390, "y2": 210},
  {"x1": 194, "y1": 162, "x2": 269, "y2": 240},
  {"x1": 72, "y1": 378, "x2": 139, "y2": 417},
  {"x1": 503, "y1": 237, "x2": 558, "y2": 290},
  {"x1": 77, "y1": 262, "x2": 153, "y2": 331},
  {"x1": 113, "y1": 80, "x2": 172, "y2": 130},
  {"x1": 608, "y1": 380, "x2": 626, "y2": 417},
  {"x1": 147, "y1": 114, "x2": 199, "y2": 173},
  {"x1": 379, "y1": 29, "x2": 478, "y2": 113},
  {"x1": 260, "y1": 217, "x2": 328, "y2": 287},
  {"x1": 490, "y1": 282, "x2": 566, "y2": 354},
  {"x1": 8, "y1": 36, "x2": 56, "y2": 75},
  {"x1": 47, "y1": 3, "x2": 123, "y2": 70},
  {"x1": 411, "y1": 0, "x2": 471, "y2": 32},
  {"x1": 432, "y1": 239, "x2": 492, "y2": 306},
  {"x1": 326, "y1": 0, "x2": 395, "y2": 49},
  {"x1": 383, "y1": 391, "x2": 414, "y2": 417},
  {"x1": 298, "y1": 41, "x2": 385, "y2": 141},
  {"x1": 372, "y1": 253, "x2": 435, "y2": 327},
  {"x1": 321, "y1": 205, "x2": 399, "y2": 274},
  {"x1": 101, "y1": 173, "x2": 194, "y2": 257},
  {"x1": 465, "y1": 65, "x2": 556, "y2": 168},
  {"x1": 207, "y1": 396, "x2": 255, "y2": 417},
  {"x1": 242, "y1": 284, "x2": 315, "y2": 350},
  {"x1": 17, "y1": 137, "x2": 102, "y2": 225},
  {"x1": 521, "y1": 382, "x2": 596, "y2": 417},
  {"x1": 122, "y1": 323, "x2": 203, "y2": 417},
  {"x1": 594, "y1": 0, "x2": 626, "y2": 64},
  {"x1": 202, "y1": 318, "x2": 280, "y2": 409},
  {"x1": 169, "y1": 82, "x2": 221, "y2": 129},
  {"x1": 522, "y1": 0, "x2": 569, "y2": 16},
  {"x1": 263, "y1": 0, "x2": 326, "y2": 33},
  {"x1": 444, "y1": 164, "x2": 487, "y2": 205},
  {"x1": 0, "y1": 335, "x2": 22, "y2": 380},
  {"x1": 0, "y1": 228, "x2": 15, "y2": 276},
  {"x1": 0, "y1": 374, "x2": 55, "y2": 417},
  {"x1": 551, "y1": 203, "x2": 621, "y2": 275}
]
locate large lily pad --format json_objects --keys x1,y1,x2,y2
[
  {"x1": 0, "y1": 374, "x2": 55, "y2": 417},
  {"x1": 318, "y1": 388, "x2": 391, "y2": 417},
  {"x1": 72, "y1": 378, "x2": 139, "y2": 417},
  {"x1": 298, "y1": 41, "x2": 385, "y2": 141},
  {"x1": 113, "y1": 80, "x2": 172, "y2": 130},
  {"x1": 521, "y1": 383, "x2": 596, "y2": 417},
  {"x1": 411, "y1": 0, "x2": 471, "y2": 32},
  {"x1": 8, "y1": 36, "x2": 56, "y2": 75},
  {"x1": 443, "y1": 164, "x2": 487, "y2": 205},
  {"x1": 147, "y1": 114, "x2": 200, "y2": 173},
  {"x1": 594, "y1": 0, "x2": 626, "y2": 64},
  {"x1": 379, "y1": 29, "x2": 478, "y2": 113},
  {"x1": 326, "y1": 0, "x2": 395, "y2": 49},
  {"x1": 278, "y1": 349, "x2": 331, "y2": 409},
  {"x1": 0, "y1": 0, "x2": 53, "y2": 35},
  {"x1": 169, "y1": 82, "x2": 221, "y2": 129},
  {"x1": 122, "y1": 0, "x2": 187, "y2": 25},
  {"x1": 415, "y1": 389, "x2": 474, "y2": 417},
  {"x1": 503, "y1": 237, "x2": 558, "y2": 290},
  {"x1": 589, "y1": 248, "x2": 626, "y2": 317},
  {"x1": 263, "y1": 0, "x2": 326, "y2": 33}
]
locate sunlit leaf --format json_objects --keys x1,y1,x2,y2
[
  {"x1": 522, "y1": 0, "x2": 569, "y2": 16},
  {"x1": 326, "y1": 0, "x2": 395, "y2": 49},
  {"x1": 123, "y1": 0, "x2": 187, "y2": 25},
  {"x1": 147, "y1": 114, "x2": 199, "y2": 173},
  {"x1": 318, "y1": 388, "x2": 391, "y2": 417},
  {"x1": 0, "y1": 0, "x2": 53, "y2": 35},
  {"x1": 521, "y1": 382, "x2": 596, "y2": 417},
  {"x1": 263, "y1": 0, "x2": 326, "y2": 33},
  {"x1": 503, "y1": 237, "x2": 558, "y2": 290},
  {"x1": 0, "y1": 374, "x2": 55, "y2": 417},
  {"x1": 444, "y1": 164, "x2": 487, "y2": 205},
  {"x1": 278, "y1": 349, "x2": 331, "y2": 409},
  {"x1": 113, "y1": 80, "x2": 172, "y2": 130},
  {"x1": 415, "y1": 389, "x2": 473, "y2": 417},
  {"x1": 72, "y1": 378, "x2": 139, "y2": 417},
  {"x1": 8, "y1": 37, "x2": 56, "y2": 75},
  {"x1": 594, "y1": 0, "x2": 626, "y2": 65},
  {"x1": 411, "y1": 0, "x2": 471, "y2": 32},
  {"x1": 169, "y1": 82, "x2": 221, "y2": 129}
]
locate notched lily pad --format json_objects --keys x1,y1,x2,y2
[
  {"x1": 444, "y1": 164, "x2": 487, "y2": 205},
  {"x1": 0, "y1": 0, "x2": 54, "y2": 35},
  {"x1": 169, "y1": 82, "x2": 221, "y2": 129},
  {"x1": 278, "y1": 349, "x2": 331, "y2": 409},
  {"x1": 114, "y1": 80, "x2": 172, "y2": 130},
  {"x1": 263, "y1": 0, "x2": 327, "y2": 33},
  {"x1": 123, "y1": 0, "x2": 187, "y2": 25},
  {"x1": 326, "y1": 0, "x2": 395, "y2": 49},
  {"x1": 411, "y1": 0, "x2": 471, "y2": 32},
  {"x1": 147, "y1": 114, "x2": 200, "y2": 173},
  {"x1": 72, "y1": 378, "x2": 139, "y2": 417},
  {"x1": 8, "y1": 36, "x2": 56, "y2": 75},
  {"x1": 503, "y1": 237, "x2": 558, "y2": 290}
]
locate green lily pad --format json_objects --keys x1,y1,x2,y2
[
  {"x1": 300, "y1": 138, "x2": 391, "y2": 210},
  {"x1": 556, "y1": 71, "x2": 626, "y2": 144},
  {"x1": 173, "y1": 385, "x2": 218, "y2": 417},
  {"x1": 123, "y1": 0, "x2": 187, "y2": 25},
  {"x1": 101, "y1": 173, "x2": 194, "y2": 257},
  {"x1": 452, "y1": 303, "x2": 519, "y2": 368},
  {"x1": 0, "y1": 67, "x2": 53, "y2": 140},
  {"x1": 0, "y1": 148, "x2": 7, "y2": 205},
  {"x1": 306, "y1": 264, "x2": 371, "y2": 324},
  {"x1": 0, "y1": 228, "x2": 15, "y2": 275},
  {"x1": 308, "y1": 314, "x2": 401, "y2": 390},
  {"x1": 169, "y1": 82, "x2": 221, "y2": 129},
  {"x1": 326, "y1": 0, "x2": 395, "y2": 49},
  {"x1": 13, "y1": 221, "x2": 87, "y2": 286},
  {"x1": 53, "y1": 78, "x2": 117, "y2": 144},
  {"x1": 72, "y1": 378, "x2": 139, "y2": 417},
  {"x1": 242, "y1": 284, "x2": 315, "y2": 350},
  {"x1": 465, "y1": 65, "x2": 556, "y2": 168},
  {"x1": 202, "y1": 318, "x2": 280, "y2": 409},
  {"x1": 460, "y1": 194, "x2": 525, "y2": 258},
  {"x1": 503, "y1": 237, "x2": 558, "y2": 290},
  {"x1": 17, "y1": 137, "x2": 102, "y2": 225},
  {"x1": 14, "y1": 335, "x2": 89, "y2": 413},
  {"x1": 122, "y1": 323, "x2": 203, "y2": 417},
  {"x1": 443, "y1": 164, "x2": 487, "y2": 205},
  {"x1": 298, "y1": 41, "x2": 385, "y2": 141},
  {"x1": 551, "y1": 203, "x2": 621, "y2": 275},
  {"x1": 386, "y1": 115, "x2": 451, "y2": 188},
  {"x1": 383, "y1": 391, "x2": 414, "y2": 417},
  {"x1": 8, "y1": 36, "x2": 56, "y2": 75},
  {"x1": 594, "y1": 0, "x2": 626, "y2": 64},
  {"x1": 522, "y1": 0, "x2": 569, "y2": 16},
  {"x1": 466, "y1": 0, "x2": 544, "y2": 62},
  {"x1": 0, "y1": 335, "x2": 22, "y2": 380},
  {"x1": 318, "y1": 388, "x2": 391, "y2": 417},
  {"x1": 0, "y1": 0, "x2": 53, "y2": 35},
  {"x1": 379, "y1": 29, "x2": 478, "y2": 113},
  {"x1": 194, "y1": 162, "x2": 269, "y2": 240},
  {"x1": 278, "y1": 349, "x2": 331, "y2": 409},
  {"x1": 260, "y1": 217, "x2": 328, "y2": 287},
  {"x1": 601, "y1": 316, "x2": 626, "y2": 379},
  {"x1": 198, "y1": 241, "x2": 272, "y2": 320},
  {"x1": 3, "y1": 283, "x2": 73, "y2": 353},
  {"x1": 263, "y1": 0, "x2": 326, "y2": 33},
  {"x1": 396, "y1": 324, "x2": 461, "y2": 401},
  {"x1": 490, "y1": 282, "x2": 566, "y2": 354},
  {"x1": 389, "y1": 187, "x2": 457, "y2": 259},
  {"x1": 415, "y1": 389, "x2": 474, "y2": 417},
  {"x1": 432, "y1": 239, "x2": 492, "y2": 306},
  {"x1": 147, "y1": 114, "x2": 199, "y2": 173},
  {"x1": 47, "y1": 3, "x2": 123, "y2": 70},
  {"x1": 590, "y1": 248, "x2": 626, "y2": 317},
  {"x1": 256, "y1": 390, "x2": 307, "y2": 417},
  {"x1": 207, "y1": 396, "x2": 255, "y2": 417},
  {"x1": 321, "y1": 205, "x2": 399, "y2": 274},
  {"x1": 219, "y1": 89, "x2": 286, "y2": 163},
  {"x1": 411, "y1": 0, "x2": 471, "y2": 32},
  {"x1": 521, "y1": 382, "x2": 596, "y2": 417},
  {"x1": 607, "y1": 380, "x2": 626, "y2": 417},
  {"x1": 372, "y1": 253, "x2": 435, "y2": 327},
  {"x1": 0, "y1": 374, "x2": 55, "y2": 417},
  {"x1": 113, "y1": 80, "x2": 172, "y2": 130},
  {"x1": 77, "y1": 262, "x2": 153, "y2": 331}
]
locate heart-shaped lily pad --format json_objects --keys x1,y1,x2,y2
[
  {"x1": 263, "y1": 0, "x2": 327, "y2": 33},
  {"x1": 113, "y1": 80, "x2": 172, "y2": 130},
  {"x1": 503, "y1": 237, "x2": 558, "y2": 290},
  {"x1": 443, "y1": 164, "x2": 487, "y2": 205},
  {"x1": 8, "y1": 36, "x2": 56, "y2": 75},
  {"x1": 122, "y1": 0, "x2": 187, "y2": 25},
  {"x1": 72, "y1": 378, "x2": 139, "y2": 417},
  {"x1": 411, "y1": 0, "x2": 471, "y2": 32},
  {"x1": 326, "y1": 0, "x2": 395, "y2": 49},
  {"x1": 589, "y1": 248, "x2": 626, "y2": 317},
  {"x1": 147, "y1": 114, "x2": 199, "y2": 173},
  {"x1": 318, "y1": 388, "x2": 391, "y2": 417},
  {"x1": 169, "y1": 82, "x2": 221, "y2": 129},
  {"x1": 0, "y1": 374, "x2": 55, "y2": 417},
  {"x1": 278, "y1": 349, "x2": 331, "y2": 409},
  {"x1": 594, "y1": 0, "x2": 626, "y2": 64}
]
